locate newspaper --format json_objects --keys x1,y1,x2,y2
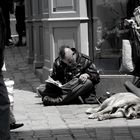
[{"x1": 45, "y1": 76, "x2": 62, "y2": 87}]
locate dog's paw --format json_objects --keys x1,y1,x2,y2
[
  {"x1": 97, "y1": 116, "x2": 104, "y2": 121},
  {"x1": 88, "y1": 113, "x2": 98, "y2": 119},
  {"x1": 97, "y1": 114, "x2": 110, "y2": 121},
  {"x1": 86, "y1": 107, "x2": 98, "y2": 114},
  {"x1": 85, "y1": 107, "x2": 94, "y2": 114}
]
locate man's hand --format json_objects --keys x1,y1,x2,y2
[{"x1": 79, "y1": 73, "x2": 90, "y2": 83}]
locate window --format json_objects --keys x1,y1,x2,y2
[{"x1": 94, "y1": 0, "x2": 128, "y2": 74}]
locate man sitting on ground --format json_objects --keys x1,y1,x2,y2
[{"x1": 38, "y1": 45, "x2": 100, "y2": 105}]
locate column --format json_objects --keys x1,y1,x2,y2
[
  {"x1": 42, "y1": 0, "x2": 89, "y2": 81},
  {"x1": 32, "y1": 0, "x2": 44, "y2": 68},
  {"x1": 25, "y1": 0, "x2": 34, "y2": 64}
]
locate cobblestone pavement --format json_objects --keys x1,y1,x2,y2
[{"x1": 3, "y1": 46, "x2": 140, "y2": 140}]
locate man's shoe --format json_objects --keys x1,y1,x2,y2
[
  {"x1": 6, "y1": 41, "x2": 14, "y2": 46},
  {"x1": 6, "y1": 39, "x2": 14, "y2": 46},
  {"x1": 15, "y1": 41, "x2": 23, "y2": 46},
  {"x1": 84, "y1": 94, "x2": 99, "y2": 104},
  {"x1": 43, "y1": 96, "x2": 62, "y2": 106},
  {"x1": 36, "y1": 84, "x2": 46, "y2": 97},
  {"x1": 10, "y1": 123, "x2": 24, "y2": 130}
]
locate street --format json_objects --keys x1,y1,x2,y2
[{"x1": 4, "y1": 46, "x2": 140, "y2": 140}]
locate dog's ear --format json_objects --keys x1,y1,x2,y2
[
  {"x1": 124, "y1": 104, "x2": 136, "y2": 112},
  {"x1": 134, "y1": 104, "x2": 140, "y2": 111}
]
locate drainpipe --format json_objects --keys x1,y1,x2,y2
[{"x1": 87, "y1": 0, "x2": 97, "y2": 61}]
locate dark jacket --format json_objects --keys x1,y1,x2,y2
[
  {"x1": 127, "y1": 0, "x2": 140, "y2": 18},
  {"x1": 51, "y1": 49, "x2": 100, "y2": 85},
  {"x1": 0, "y1": 0, "x2": 14, "y2": 13}
]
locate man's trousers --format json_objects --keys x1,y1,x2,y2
[{"x1": 0, "y1": 74, "x2": 10, "y2": 139}]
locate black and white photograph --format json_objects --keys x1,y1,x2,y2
[{"x1": 0, "y1": 0, "x2": 140, "y2": 139}]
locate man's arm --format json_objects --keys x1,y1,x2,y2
[
  {"x1": 50, "y1": 58, "x2": 65, "y2": 84},
  {"x1": 84, "y1": 61, "x2": 100, "y2": 85}
]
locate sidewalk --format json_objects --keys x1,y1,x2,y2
[{"x1": 4, "y1": 46, "x2": 140, "y2": 140}]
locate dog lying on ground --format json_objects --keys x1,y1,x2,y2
[{"x1": 86, "y1": 92, "x2": 140, "y2": 121}]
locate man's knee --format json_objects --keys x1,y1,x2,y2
[
  {"x1": 84, "y1": 79, "x2": 93, "y2": 88},
  {"x1": 77, "y1": 79, "x2": 93, "y2": 93},
  {"x1": 62, "y1": 79, "x2": 94, "y2": 103}
]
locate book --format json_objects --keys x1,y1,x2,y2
[{"x1": 45, "y1": 76, "x2": 62, "y2": 87}]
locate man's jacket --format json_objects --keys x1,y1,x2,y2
[{"x1": 51, "y1": 50, "x2": 100, "y2": 85}]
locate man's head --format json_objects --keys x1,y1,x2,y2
[{"x1": 59, "y1": 45, "x2": 77, "y2": 67}]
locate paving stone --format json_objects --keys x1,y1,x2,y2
[{"x1": 114, "y1": 136, "x2": 133, "y2": 140}]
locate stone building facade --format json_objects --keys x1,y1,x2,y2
[{"x1": 25, "y1": 0, "x2": 135, "y2": 95}]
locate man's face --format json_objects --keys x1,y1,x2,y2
[{"x1": 61, "y1": 48, "x2": 76, "y2": 67}]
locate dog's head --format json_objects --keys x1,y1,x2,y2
[
  {"x1": 125, "y1": 104, "x2": 140, "y2": 119},
  {"x1": 133, "y1": 104, "x2": 140, "y2": 118}
]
